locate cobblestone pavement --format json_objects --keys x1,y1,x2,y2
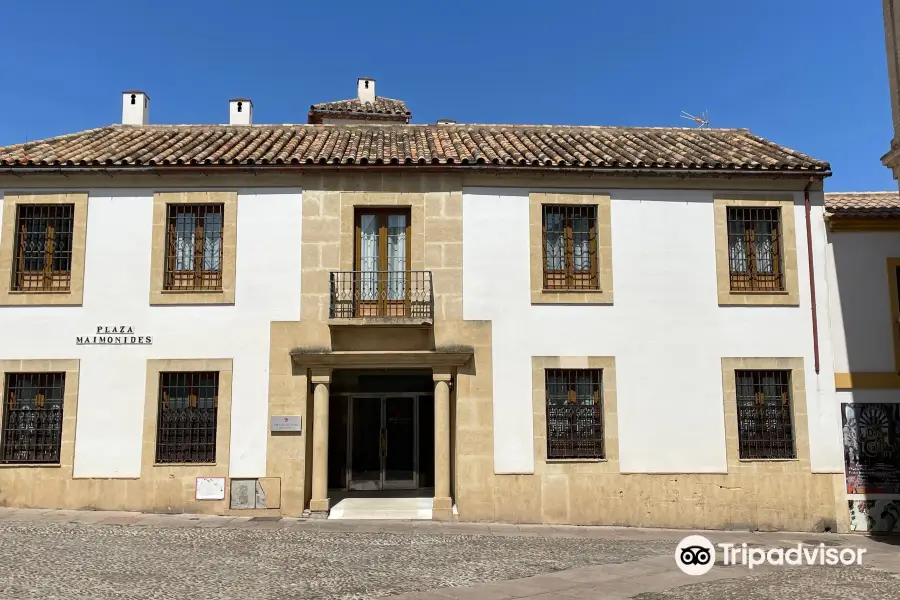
[{"x1": 0, "y1": 508, "x2": 897, "y2": 600}]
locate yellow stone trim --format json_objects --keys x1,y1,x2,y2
[
  {"x1": 721, "y1": 357, "x2": 810, "y2": 472},
  {"x1": 827, "y1": 217, "x2": 900, "y2": 232},
  {"x1": 713, "y1": 195, "x2": 800, "y2": 306},
  {"x1": 149, "y1": 191, "x2": 237, "y2": 305},
  {"x1": 0, "y1": 193, "x2": 88, "y2": 306},
  {"x1": 834, "y1": 372, "x2": 900, "y2": 389},
  {"x1": 142, "y1": 359, "x2": 232, "y2": 501},
  {"x1": 0, "y1": 359, "x2": 79, "y2": 470},
  {"x1": 529, "y1": 193, "x2": 613, "y2": 305},
  {"x1": 887, "y1": 258, "x2": 900, "y2": 375},
  {"x1": 531, "y1": 356, "x2": 619, "y2": 474}
]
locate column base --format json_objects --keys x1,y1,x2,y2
[
  {"x1": 309, "y1": 498, "x2": 330, "y2": 516},
  {"x1": 432, "y1": 497, "x2": 453, "y2": 521}
]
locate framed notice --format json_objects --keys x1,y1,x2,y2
[
  {"x1": 195, "y1": 477, "x2": 226, "y2": 500},
  {"x1": 842, "y1": 403, "x2": 900, "y2": 494}
]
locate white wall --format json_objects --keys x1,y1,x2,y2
[
  {"x1": 463, "y1": 188, "x2": 842, "y2": 475},
  {"x1": 0, "y1": 188, "x2": 303, "y2": 478},
  {"x1": 826, "y1": 230, "x2": 900, "y2": 374}
]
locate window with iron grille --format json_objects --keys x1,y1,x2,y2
[
  {"x1": 545, "y1": 369, "x2": 604, "y2": 459},
  {"x1": 164, "y1": 204, "x2": 224, "y2": 291},
  {"x1": 155, "y1": 372, "x2": 219, "y2": 463},
  {"x1": 735, "y1": 370, "x2": 795, "y2": 459},
  {"x1": 1, "y1": 373, "x2": 65, "y2": 464},
  {"x1": 542, "y1": 205, "x2": 598, "y2": 290},
  {"x1": 11, "y1": 204, "x2": 75, "y2": 292},
  {"x1": 726, "y1": 207, "x2": 784, "y2": 292}
]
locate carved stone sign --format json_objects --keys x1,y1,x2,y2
[
  {"x1": 271, "y1": 415, "x2": 302, "y2": 433},
  {"x1": 76, "y1": 326, "x2": 152, "y2": 346}
]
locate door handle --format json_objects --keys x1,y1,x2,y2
[{"x1": 380, "y1": 429, "x2": 387, "y2": 457}]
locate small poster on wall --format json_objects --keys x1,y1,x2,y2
[
  {"x1": 195, "y1": 477, "x2": 226, "y2": 501},
  {"x1": 841, "y1": 403, "x2": 900, "y2": 494}
]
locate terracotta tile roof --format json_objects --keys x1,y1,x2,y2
[
  {"x1": 308, "y1": 97, "x2": 410, "y2": 123},
  {"x1": 825, "y1": 191, "x2": 900, "y2": 219},
  {"x1": 0, "y1": 124, "x2": 830, "y2": 173}
]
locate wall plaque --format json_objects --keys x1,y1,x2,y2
[
  {"x1": 77, "y1": 326, "x2": 152, "y2": 346},
  {"x1": 271, "y1": 415, "x2": 302, "y2": 433},
  {"x1": 842, "y1": 403, "x2": 900, "y2": 494},
  {"x1": 195, "y1": 477, "x2": 226, "y2": 501}
]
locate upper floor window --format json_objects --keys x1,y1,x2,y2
[
  {"x1": 12, "y1": 204, "x2": 74, "y2": 292},
  {"x1": 545, "y1": 368, "x2": 604, "y2": 459},
  {"x1": 164, "y1": 203, "x2": 224, "y2": 291},
  {"x1": 727, "y1": 206, "x2": 784, "y2": 292},
  {"x1": 542, "y1": 205, "x2": 598, "y2": 290},
  {"x1": 155, "y1": 371, "x2": 219, "y2": 464},
  {"x1": 734, "y1": 369, "x2": 795, "y2": 460},
  {"x1": 1, "y1": 372, "x2": 65, "y2": 464}
]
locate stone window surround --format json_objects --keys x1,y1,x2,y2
[
  {"x1": 142, "y1": 359, "x2": 232, "y2": 474},
  {"x1": 0, "y1": 359, "x2": 80, "y2": 470},
  {"x1": 531, "y1": 356, "x2": 619, "y2": 474},
  {"x1": 149, "y1": 191, "x2": 237, "y2": 306},
  {"x1": 529, "y1": 193, "x2": 613, "y2": 305},
  {"x1": 713, "y1": 195, "x2": 800, "y2": 306},
  {"x1": 887, "y1": 258, "x2": 900, "y2": 375},
  {"x1": 0, "y1": 192, "x2": 88, "y2": 306},
  {"x1": 720, "y1": 357, "x2": 810, "y2": 473}
]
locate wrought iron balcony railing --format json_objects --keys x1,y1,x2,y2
[{"x1": 329, "y1": 271, "x2": 434, "y2": 320}]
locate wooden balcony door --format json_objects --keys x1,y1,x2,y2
[{"x1": 355, "y1": 209, "x2": 411, "y2": 317}]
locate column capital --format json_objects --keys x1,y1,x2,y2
[
  {"x1": 432, "y1": 367, "x2": 453, "y2": 382},
  {"x1": 310, "y1": 368, "x2": 332, "y2": 384}
]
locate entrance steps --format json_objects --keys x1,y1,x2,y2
[{"x1": 328, "y1": 497, "x2": 433, "y2": 520}]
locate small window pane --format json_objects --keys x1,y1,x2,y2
[
  {"x1": 155, "y1": 372, "x2": 219, "y2": 463},
  {"x1": 542, "y1": 205, "x2": 598, "y2": 290},
  {"x1": 12, "y1": 204, "x2": 75, "y2": 292},
  {"x1": 164, "y1": 204, "x2": 224, "y2": 291},
  {"x1": 1, "y1": 373, "x2": 65, "y2": 464},
  {"x1": 735, "y1": 369, "x2": 795, "y2": 459},
  {"x1": 726, "y1": 207, "x2": 784, "y2": 292}
]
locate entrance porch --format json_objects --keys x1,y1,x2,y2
[{"x1": 292, "y1": 349, "x2": 471, "y2": 520}]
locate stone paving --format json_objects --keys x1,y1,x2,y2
[{"x1": 0, "y1": 508, "x2": 897, "y2": 599}]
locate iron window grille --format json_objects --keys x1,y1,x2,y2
[
  {"x1": 1, "y1": 372, "x2": 65, "y2": 464},
  {"x1": 726, "y1": 207, "x2": 784, "y2": 292},
  {"x1": 545, "y1": 369, "x2": 604, "y2": 459},
  {"x1": 11, "y1": 204, "x2": 75, "y2": 292},
  {"x1": 735, "y1": 370, "x2": 795, "y2": 459},
  {"x1": 542, "y1": 205, "x2": 598, "y2": 290},
  {"x1": 155, "y1": 372, "x2": 219, "y2": 464},
  {"x1": 164, "y1": 204, "x2": 224, "y2": 291}
]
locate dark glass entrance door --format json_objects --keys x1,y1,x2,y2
[
  {"x1": 348, "y1": 395, "x2": 418, "y2": 490},
  {"x1": 350, "y1": 397, "x2": 382, "y2": 490},
  {"x1": 384, "y1": 397, "x2": 416, "y2": 489}
]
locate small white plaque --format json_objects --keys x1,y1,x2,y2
[
  {"x1": 271, "y1": 415, "x2": 302, "y2": 433},
  {"x1": 195, "y1": 477, "x2": 226, "y2": 500}
]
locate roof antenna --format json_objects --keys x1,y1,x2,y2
[{"x1": 681, "y1": 110, "x2": 710, "y2": 128}]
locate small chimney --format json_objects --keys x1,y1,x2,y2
[
  {"x1": 229, "y1": 98, "x2": 253, "y2": 125},
  {"x1": 357, "y1": 77, "x2": 375, "y2": 104},
  {"x1": 122, "y1": 90, "x2": 149, "y2": 125},
  {"x1": 436, "y1": 119, "x2": 456, "y2": 125}
]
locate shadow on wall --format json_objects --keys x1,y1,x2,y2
[{"x1": 829, "y1": 229, "x2": 900, "y2": 534}]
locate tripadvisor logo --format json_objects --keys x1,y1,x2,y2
[{"x1": 675, "y1": 535, "x2": 867, "y2": 575}]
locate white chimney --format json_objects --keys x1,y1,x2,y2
[
  {"x1": 357, "y1": 77, "x2": 375, "y2": 104},
  {"x1": 229, "y1": 98, "x2": 253, "y2": 125},
  {"x1": 122, "y1": 90, "x2": 149, "y2": 125}
]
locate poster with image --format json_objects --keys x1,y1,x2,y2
[{"x1": 841, "y1": 403, "x2": 900, "y2": 494}]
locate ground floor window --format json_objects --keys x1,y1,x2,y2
[
  {"x1": 156, "y1": 371, "x2": 219, "y2": 463},
  {"x1": 545, "y1": 368, "x2": 604, "y2": 459},
  {"x1": 1, "y1": 372, "x2": 65, "y2": 464},
  {"x1": 735, "y1": 369, "x2": 795, "y2": 459}
]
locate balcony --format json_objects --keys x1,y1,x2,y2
[{"x1": 329, "y1": 271, "x2": 434, "y2": 325}]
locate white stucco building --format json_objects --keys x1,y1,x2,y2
[{"x1": 0, "y1": 80, "x2": 851, "y2": 531}]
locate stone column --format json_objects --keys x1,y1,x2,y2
[
  {"x1": 432, "y1": 368, "x2": 453, "y2": 521},
  {"x1": 309, "y1": 368, "x2": 332, "y2": 515}
]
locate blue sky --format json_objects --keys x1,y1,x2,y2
[{"x1": 0, "y1": 0, "x2": 892, "y2": 191}]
